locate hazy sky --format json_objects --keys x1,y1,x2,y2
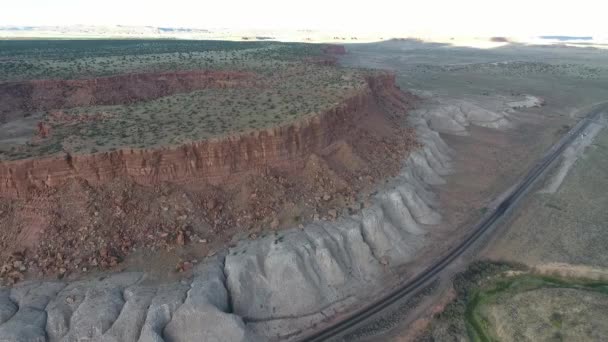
[{"x1": 2, "y1": 0, "x2": 606, "y2": 36}]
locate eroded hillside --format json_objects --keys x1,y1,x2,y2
[{"x1": 0, "y1": 41, "x2": 418, "y2": 283}]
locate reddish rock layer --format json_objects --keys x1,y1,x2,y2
[
  {"x1": 0, "y1": 70, "x2": 256, "y2": 121},
  {"x1": 0, "y1": 74, "x2": 404, "y2": 198},
  {"x1": 322, "y1": 44, "x2": 347, "y2": 55}
]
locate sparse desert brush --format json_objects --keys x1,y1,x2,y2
[{"x1": 0, "y1": 40, "x2": 366, "y2": 159}]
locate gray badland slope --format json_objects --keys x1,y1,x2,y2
[{"x1": 0, "y1": 94, "x2": 535, "y2": 341}]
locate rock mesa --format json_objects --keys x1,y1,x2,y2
[{"x1": 0, "y1": 73, "x2": 406, "y2": 198}]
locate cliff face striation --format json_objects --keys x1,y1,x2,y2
[
  {"x1": 0, "y1": 70, "x2": 256, "y2": 122},
  {"x1": 0, "y1": 73, "x2": 402, "y2": 198}
]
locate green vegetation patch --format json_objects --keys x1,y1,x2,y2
[
  {"x1": 0, "y1": 40, "x2": 370, "y2": 160},
  {"x1": 468, "y1": 274, "x2": 608, "y2": 342},
  {"x1": 0, "y1": 40, "x2": 328, "y2": 81},
  {"x1": 421, "y1": 261, "x2": 608, "y2": 342},
  {"x1": 2, "y1": 65, "x2": 365, "y2": 158}
]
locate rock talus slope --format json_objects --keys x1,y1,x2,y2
[
  {"x1": 0, "y1": 75, "x2": 459, "y2": 341},
  {"x1": 0, "y1": 80, "x2": 545, "y2": 341},
  {"x1": 223, "y1": 105, "x2": 453, "y2": 338}
]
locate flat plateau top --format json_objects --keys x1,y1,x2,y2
[{"x1": 0, "y1": 40, "x2": 367, "y2": 160}]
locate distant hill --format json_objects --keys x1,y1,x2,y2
[
  {"x1": 540, "y1": 35, "x2": 593, "y2": 41},
  {"x1": 0, "y1": 25, "x2": 213, "y2": 39}
]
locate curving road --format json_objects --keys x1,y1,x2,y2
[{"x1": 299, "y1": 103, "x2": 608, "y2": 342}]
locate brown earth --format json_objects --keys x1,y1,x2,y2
[{"x1": 0, "y1": 72, "x2": 419, "y2": 284}]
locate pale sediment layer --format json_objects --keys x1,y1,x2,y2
[
  {"x1": 540, "y1": 115, "x2": 606, "y2": 193},
  {"x1": 224, "y1": 110, "x2": 453, "y2": 338},
  {"x1": 420, "y1": 95, "x2": 543, "y2": 136}
]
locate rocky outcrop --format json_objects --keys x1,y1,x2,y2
[
  {"x1": 0, "y1": 70, "x2": 256, "y2": 122},
  {"x1": 0, "y1": 74, "x2": 460, "y2": 341},
  {"x1": 0, "y1": 74, "x2": 402, "y2": 198},
  {"x1": 224, "y1": 106, "x2": 453, "y2": 338},
  {"x1": 0, "y1": 93, "x2": 453, "y2": 341},
  {"x1": 305, "y1": 45, "x2": 347, "y2": 66},
  {"x1": 419, "y1": 94, "x2": 544, "y2": 136}
]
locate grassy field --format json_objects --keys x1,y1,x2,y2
[
  {"x1": 0, "y1": 40, "x2": 368, "y2": 160},
  {"x1": 0, "y1": 40, "x2": 325, "y2": 81},
  {"x1": 341, "y1": 40, "x2": 608, "y2": 113},
  {"x1": 421, "y1": 262, "x2": 608, "y2": 342},
  {"x1": 469, "y1": 275, "x2": 608, "y2": 342},
  {"x1": 490, "y1": 127, "x2": 608, "y2": 267}
]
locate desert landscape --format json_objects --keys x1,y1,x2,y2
[
  {"x1": 0, "y1": 40, "x2": 421, "y2": 281},
  {"x1": 344, "y1": 41, "x2": 608, "y2": 341},
  {"x1": 0, "y1": 31, "x2": 606, "y2": 342}
]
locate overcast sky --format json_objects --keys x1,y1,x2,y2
[{"x1": 2, "y1": 0, "x2": 606, "y2": 36}]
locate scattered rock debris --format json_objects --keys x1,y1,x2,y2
[{"x1": 0, "y1": 90, "x2": 417, "y2": 284}]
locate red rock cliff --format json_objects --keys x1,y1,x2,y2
[
  {"x1": 322, "y1": 45, "x2": 347, "y2": 55},
  {"x1": 0, "y1": 70, "x2": 256, "y2": 121},
  {"x1": 0, "y1": 73, "x2": 405, "y2": 198}
]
